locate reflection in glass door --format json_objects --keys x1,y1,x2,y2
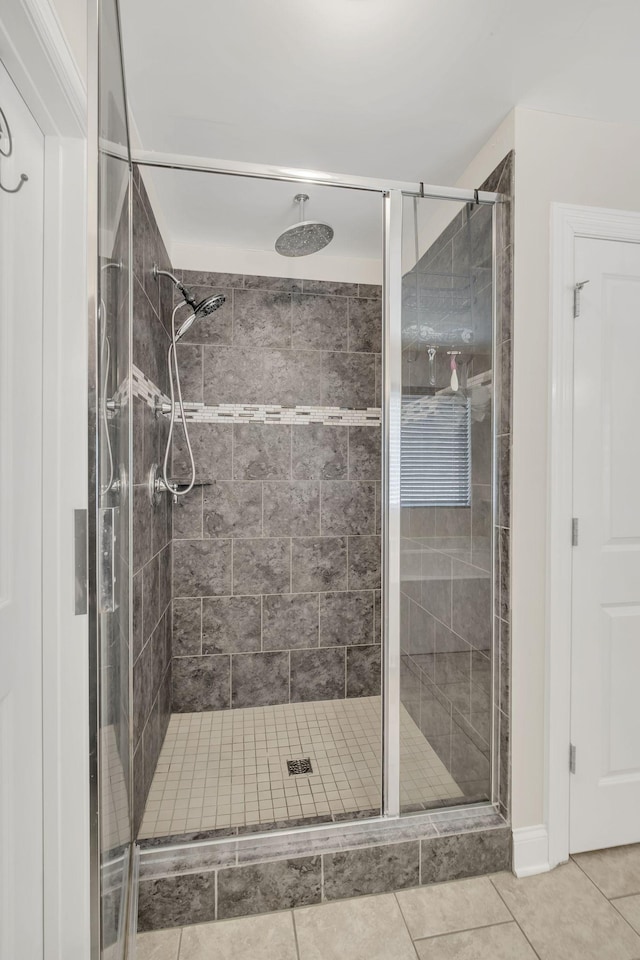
[{"x1": 389, "y1": 194, "x2": 496, "y2": 815}]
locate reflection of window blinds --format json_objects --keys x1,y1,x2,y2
[{"x1": 401, "y1": 394, "x2": 471, "y2": 507}]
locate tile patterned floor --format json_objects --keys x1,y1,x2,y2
[
  {"x1": 139, "y1": 696, "x2": 461, "y2": 839},
  {"x1": 137, "y1": 844, "x2": 640, "y2": 960}
]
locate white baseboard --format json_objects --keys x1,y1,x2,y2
[{"x1": 512, "y1": 825, "x2": 551, "y2": 878}]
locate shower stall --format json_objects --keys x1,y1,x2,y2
[{"x1": 93, "y1": 3, "x2": 512, "y2": 955}]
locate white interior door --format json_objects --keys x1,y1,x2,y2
[
  {"x1": 570, "y1": 233, "x2": 640, "y2": 854},
  {"x1": 0, "y1": 60, "x2": 45, "y2": 957}
]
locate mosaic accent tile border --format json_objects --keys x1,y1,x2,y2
[
  {"x1": 132, "y1": 365, "x2": 167, "y2": 408},
  {"x1": 132, "y1": 365, "x2": 382, "y2": 427},
  {"x1": 112, "y1": 375, "x2": 130, "y2": 407},
  {"x1": 179, "y1": 402, "x2": 382, "y2": 426}
]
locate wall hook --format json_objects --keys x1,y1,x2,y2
[{"x1": 0, "y1": 106, "x2": 29, "y2": 195}]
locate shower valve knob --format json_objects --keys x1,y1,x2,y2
[
  {"x1": 154, "y1": 397, "x2": 172, "y2": 419},
  {"x1": 148, "y1": 463, "x2": 177, "y2": 505}
]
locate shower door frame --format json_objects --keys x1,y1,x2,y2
[
  {"x1": 384, "y1": 190, "x2": 501, "y2": 817},
  {"x1": 88, "y1": 159, "x2": 501, "y2": 901},
  {"x1": 128, "y1": 150, "x2": 501, "y2": 825}
]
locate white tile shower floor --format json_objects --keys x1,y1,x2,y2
[{"x1": 139, "y1": 696, "x2": 461, "y2": 839}]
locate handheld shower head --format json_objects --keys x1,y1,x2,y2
[
  {"x1": 153, "y1": 265, "x2": 226, "y2": 340},
  {"x1": 194, "y1": 293, "x2": 226, "y2": 319},
  {"x1": 175, "y1": 294, "x2": 226, "y2": 342}
]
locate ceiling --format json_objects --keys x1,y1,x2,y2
[
  {"x1": 143, "y1": 167, "x2": 385, "y2": 265},
  {"x1": 119, "y1": 0, "x2": 640, "y2": 266}
]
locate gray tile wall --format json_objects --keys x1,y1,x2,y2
[
  {"x1": 131, "y1": 166, "x2": 174, "y2": 833},
  {"x1": 399, "y1": 153, "x2": 513, "y2": 812},
  {"x1": 170, "y1": 273, "x2": 383, "y2": 712}
]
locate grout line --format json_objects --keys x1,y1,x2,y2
[
  {"x1": 488, "y1": 876, "x2": 544, "y2": 960},
  {"x1": 231, "y1": 423, "x2": 235, "y2": 482},
  {"x1": 289, "y1": 537, "x2": 293, "y2": 595},
  {"x1": 343, "y1": 646, "x2": 347, "y2": 699},
  {"x1": 291, "y1": 909, "x2": 302, "y2": 960},
  {"x1": 230, "y1": 536, "x2": 235, "y2": 599},
  {"x1": 260, "y1": 594, "x2": 264, "y2": 652},
  {"x1": 609, "y1": 893, "x2": 640, "y2": 941},
  {"x1": 392, "y1": 892, "x2": 421, "y2": 958},
  {"x1": 231, "y1": 288, "x2": 235, "y2": 345},
  {"x1": 571, "y1": 854, "x2": 640, "y2": 918},
  {"x1": 289, "y1": 422, "x2": 293, "y2": 483},
  {"x1": 411, "y1": 917, "x2": 516, "y2": 945},
  {"x1": 346, "y1": 537, "x2": 350, "y2": 591},
  {"x1": 289, "y1": 288, "x2": 294, "y2": 350}
]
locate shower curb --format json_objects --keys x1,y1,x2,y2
[{"x1": 136, "y1": 808, "x2": 511, "y2": 930}]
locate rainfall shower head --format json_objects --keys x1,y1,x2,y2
[
  {"x1": 175, "y1": 294, "x2": 226, "y2": 342},
  {"x1": 275, "y1": 194, "x2": 334, "y2": 257}
]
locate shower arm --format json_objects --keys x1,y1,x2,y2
[{"x1": 152, "y1": 264, "x2": 198, "y2": 310}]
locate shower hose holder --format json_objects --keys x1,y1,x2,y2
[{"x1": 148, "y1": 463, "x2": 177, "y2": 505}]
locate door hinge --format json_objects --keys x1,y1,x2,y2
[
  {"x1": 569, "y1": 743, "x2": 577, "y2": 774},
  {"x1": 574, "y1": 280, "x2": 590, "y2": 318},
  {"x1": 572, "y1": 517, "x2": 579, "y2": 546}
]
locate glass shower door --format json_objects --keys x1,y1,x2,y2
[
  {"x1": 96, "y1": 0, "x2": 133, "y2": 956},
  {"x1": 387, "y1": 193, "x2": 496, "y2": 815}
]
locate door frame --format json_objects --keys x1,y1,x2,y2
[
  {"x1": 547, "y1": 202, "x2": 640, "y2": 870},
  {"x1": 0, "y1": 1, "x2": 89, "y2": 957}
]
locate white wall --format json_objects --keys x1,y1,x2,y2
[
  {"x1": 511, "y1": 108, "x2": 640, "y2": 830},
  {"x1": 454, "y1": 111, "x2": 515, "y2": 192}
]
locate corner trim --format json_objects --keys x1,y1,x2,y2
[
  {"x1": 0, "y1": 0, "x2": 86, "y2": 137},
  {"x1": 21, "y1": 0, "x2": 86, "y2": 126},
  {"x1": 512, "y1": 825, "x2": 551, "y2": 878}
]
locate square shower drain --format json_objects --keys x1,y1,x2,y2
[{"x1": 287, "y1": 758, "x2": 313, "y2": 776}]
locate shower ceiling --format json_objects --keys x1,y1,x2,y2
[
  {"x1": 142, "y1": 168, "x2": 383, "y2": 266},
  {"x1": 120, "y1": 0, "x2": 640, "y2": 186}
]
